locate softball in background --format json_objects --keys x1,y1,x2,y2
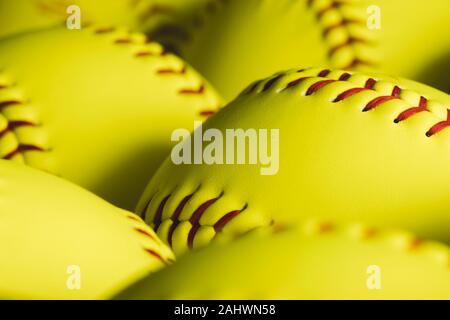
[
  {"x1": 114, "y1": 221, "x2": 450, "y2": 299},
  {"x1": 138, "y1": 68, "x2": 450, "y2": 256},
  {"x1": 0, "y1": 0, "x2": 155, "y2": 38},
  {"x1": 0, "y1": 25, "x2": 221, "y2": 210},
  {"x1": 140, "y1": 0, "x2": 450, "y2": 99},
  {"x1": 0, "y1": 160, "x2": 174, "y2": 299}
]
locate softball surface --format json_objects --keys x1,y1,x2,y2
[
  {"x1": 141, "y1": 0, "x2": 450, "y2": 99},
  {"x1": 115, "y1": 221, "x2": 450, "y2": 299},
  {"x1": 0, "y1": 160, "x2": 174, "y2": 299},
  {"x1": 138, "y1": 68, "x2": 450, "y2": 255},
  {"x1": 0, "y1": 0, "x2": 153, "y2": 38},
  {"x1": 0, "y1": 25, "x2": 221, "y2": 209}
]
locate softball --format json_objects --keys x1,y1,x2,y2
[
  {"x1": 0, "y1": 159, "x2": 174, "y2": 299},
  {"x1": 114, "y1": 220, "x2": 450, "y2": 299},
  {"x1": 0, "y1": 0, "x2": 152, "y2": 38},
  {"x1": 141, "y1": 0, "x2": 450, "y2": 99},
  {"x1": 138, "y1": 68, "x2": 450, "y2": 256},
  {"x1": 0, "y1": 24, "x2": 221, "y2": 209}
]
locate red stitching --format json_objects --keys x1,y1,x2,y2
[
  {"x1": 259, "y1": 69, "x2": 449, "y2": 137},
  {"x1": 153, "y1": 194, "x2": 171, "y2": 229},
  {"x1": 199, "y1": 110, "x2": 216, "y2": 117},
  {"x1": 0, "y1": 100, "x2": 23, "y2": 110},
  {"x1": 426, "y1": 109, "x2": 450, "y2": 137},
  {"x1": 365, "y1": 78, "x2": 377, "y2": 89},
  {"x1": 0, "y1": 121, "x2": 36, "y2": 138},
  {"x1": 262, "y1": 74, "x2": 284, "y2": 92},
  {"x1": 394, "y1": 96, "x2": 428, "y2": 123},
  {"x1": 94, "y1": 27, "x2": 116, "y2": 34},
  {"x1": 318, "y1": 69, "x2": 331, "y2": 77},
  {"x1": 187, "y1": 196, "x2": 221, "y2": 249},
  {"x1": 167, "y1": 194, "x2": 193, "y2": 247},
  {"x1": 306, "y1": 79, "x2": 335, "y2": 95},
  {"x1": 333, "y1": 87, "x2": 367, "y2": 102},
  {"x1": 92, "y1": 26, "x2": 218, "y2": 118},
  {"x1": 179, "y1": 85, "x2": 205, "y2": 95},
  {"x1": 135, "y1": 50, "x2": 167, "y2": 58},
  {"x1": 307, "y1": 0, "x2": 376, "y2": 69},
  {"x1": 3, "y1": 145, "x2": 46, "y2": 160},
  {"x1": 363, "y1": 96, "x2": 398, "y2": 112},
  {"x1": 0, "y1": 98, "x2": 48, "y2": 160},
  {"x1": 156, "y1": 65, "x2": 187, "y2": 75},
  {"x1": 322, "y1": 18, "x2": 364, "y2": 37},
  {"x1": 148, "y1": 191, "x2": 244, "y2": 250},
  {"x1": 284, "y1": 77, "x2": 311, "y2": 91},
  {"x1": 214, "y1": 207, "x2": 245, "y2": 233},
  {"x1": 143, "y1": 248, "x2": 169, "y2": 264},
  {"x1": 134, "y1": 227, "x2": 158, "y2": 242}
]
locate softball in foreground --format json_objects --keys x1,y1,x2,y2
[
  {"x1": 138, "y1": 68, "x2": 450, "y2": 255},
  {"x1": 115, "y1": 221, "x2": 450, "y2": 299},
  {"x1": 0, "y1": 160, "x2": 174, "y2": 299}
]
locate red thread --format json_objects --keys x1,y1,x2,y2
[
  {"x1": 262, "y1": 74, "x2": 283, "y2": 91},
  {"x1": 143, "y1": 248, "x2": 168, "y2": 264},
  {"x1": 134, "y1": 227, "x2": 157, "y2": 242},
  {"x1": 153, "y1": 195, "x2": 171, "y2": 229},
  {"x1": 0, "y1": 121, "x2": 36, "y2": 138},
  {"x1": 318, "y1": 69, "x2": 331, "y2": 77},
  {"x1": 214, "y1": 210, "x2": 242, "y2": 232},
  {"x1": 166, "y1": 194, "x2": 193, "y2": 247},
  {"x1": 179, "y1": 85, "x2": 205, "y2": 95},
  {"x1": 156, "y1": 65, "x2": 187, "y2": 75},
  {"x1": 199, "y1": 110, "x2": 216, "y2": 117},
  {"x1": 0, "y1": 100, "x2": 22, "y2": 111},
  {"x1": 363, "y1": 96, "x2": 398, "y2": 112},
  {"x1": 394, "y1": 96, "x2": 428, "y2": 123},
  {"x1": 284, "y1": 77, "x2": 311, "y2": 90},
  {"x1": 426, "y1": 109, "x2": 450, "y2": 137},
  {"x1": 306, "y1": 79, "x2": 335, "y2": 95},
  {"x1": 94, "y1": 27, "x2": 116, "y2": 34},
  {"x1": 363, "y1": 86, "x2": 402, "y2": 111},
  {"x1": 3, "y1": 144, "x2": 45, "y2": 159},
  {"x1": 333, "y1": 88, "x2": 367, "y2": 102},
  {"x1": 339, "y1": 72, "x2": 352, "y2": 81},
  {"x1": 365, "y1": 78, "x2": 377, "y2": 89},
  {"x1": 187, "y1": 196, "x2": 221, "y2": 249}
]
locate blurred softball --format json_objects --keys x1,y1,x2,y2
[
  {"x1": 0, "y1": 0, "x2": 158, "y2": 38},
  {"x1": 0, "y1": 25, "x2": 221, "y2": 209},
  {"x1": 114, "y1": 221, "x2": 450, "y2": 299},
  {"x1": 140, "y1": 0, "x2": 450, "y2": 99},
  {"x1": 0, "y1": 160, "x2": 174, "y2": 299},
  {"x1": 138, "y1": 68, "x2": 450, "y2": 255}
]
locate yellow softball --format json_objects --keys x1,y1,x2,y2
[
  {"x1": 0, "y1": 0, "x2": 156, "y2": 38},
  {"x1": 141, "y1": 0, "x2": 450, "y2": 99},
  {"x1": 0, "y1": 25, "x2": 221, "y2": 209},
  {"x1": 0, "y1": 159, "x2": 174, "y2": 299},
  {"x1": 138, "y1": 68, "x2": 450, "y2": 256},
  {"x1": 114, "y1": 220, "x2": 450, "y2": 299}
]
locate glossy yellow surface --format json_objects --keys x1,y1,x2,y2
[
  {"x1": 0, "y1": 160, "x2": 174, "y2": 299},
  {"x1": 139, "y1": 68, "x2": 450, "y2": 256},
  {"x1": 142, "y1": 0, "x2": 450, "y2": 99},
  {"x1": 0, "y1": 0, "x2": 149, "y2": 38},
  {"x1": 115, "y1": 221, "x2": 450, "y2": 299},
  {"x1": 0, "y1": 25, "x2": 221, "y2": 209}
]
